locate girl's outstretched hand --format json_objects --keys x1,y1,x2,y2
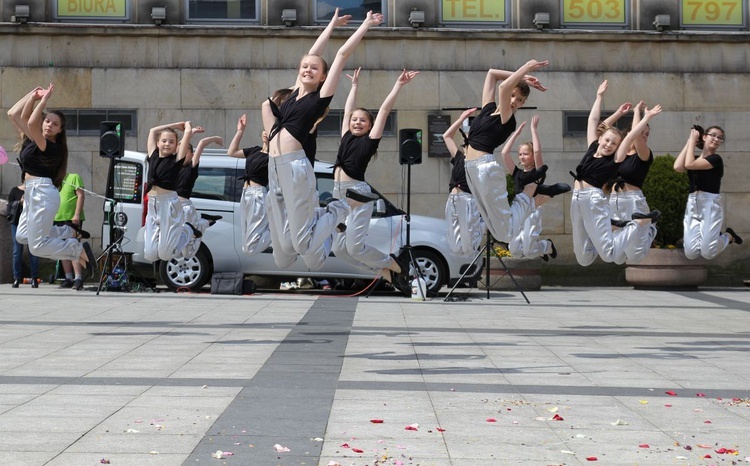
[
  {"x1": 346, "y1": 67, "x2": 361, "y2": 85},
  {"x1": 616, "y1": 102, "x2": 633, "y2": 114},
  {"x1": 597, "y1": 80, "x2": 608, "y2": 96},
  {"x1": 237, "y1": 114, "x2": 247, "y2": 132},
  {"x1": 531, "y1": 114, "x2": 540, "y2": 128},
  {"x1": 645, "y1": 104, "x2": 662, "y2": 118},
  {"x1": 364, "y1": 11, "x2": 384, "y2": 26},
  {"x1": 525, "y1": 75, "x2": 547, "y2": 92},
  {"x1": 331, "y1": 8, "x2": 352, "y2": 27},
  {"x1": 397, "y1": 70, "x2": 419, "y2": 85}
]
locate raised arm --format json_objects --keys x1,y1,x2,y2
[
  {"x1": 7, "y1": 87, "x2": 42, "y2": 137},
  {"x1": 296, "y1": 8, "x2": 352, "y2": 89},
  {"x1": 497, "y1": 59, "x2": 549, "y2": 124},
  {"x1": 683, "y1": 129, "x2": 714, "y2": 171},
  {"x1": 602, "y1": 101, "x2": 633, "y2": 128},
  {"x1": 147, "y1": 121, "x2": 185, "y2": 156},
  {"x1": 194, "y1": 136, "x2": 223, "y2": 167},
  {"x1": 673, "y1": 132, "x2": 694, "y2": 173},
  {"x1": 27, "y1": 84, "x2": 55, "y2": 151},
  {"x1": 177, "y1": 121, "x2": 204, "y2": 163},
  {"x1": 481, "y1": 69, "x2": 513, "y2": 107},
  {"x1": 615, "y1": 105, "x2": 661, "y2": 163},
  {"x1": 530, "y1": 114, "x2": 543, "y2": 168},
  {"x1": 319, "y1": 10, "x2": 383, "y2": 98},
  {"x1": 587, "y1": 80, "x2": 608, "y2": 146},
  {"x1": 500, "y1": 121, "x2": 527, "y2": 174},
  {"x1": 342, "y1": 68, "x2": 361, "y2": 136},
  {"x1": 370, "y1": 70, "x2": 419, "y2": 140},
  {"x1": 442, "y1": 107, "x2": 477, "y2": 158},
  {"x1": 227, "y1": 114, "x2": 248, "y2": 158},
  {"x1": 630, "y1": 101, "x2": 652, "y2": 161}
]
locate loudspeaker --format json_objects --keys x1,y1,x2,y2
[
  {"x1": 399, "y1": 128, "x2": 422, "y2": 165},
  {"x1": 100, "y1": 121, "x2": 124, "y2": 158}
]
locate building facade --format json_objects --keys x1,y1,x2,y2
[{"x1": 1, "y1": 0, "x2": 748, "y2": 282}]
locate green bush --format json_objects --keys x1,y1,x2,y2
[{"x1": 641, "y1": 154, "x2": 690, "y2": 247}]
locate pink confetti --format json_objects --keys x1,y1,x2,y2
[
  {"x1": 486, "y1": 418, "x2": 497, "y2": 423},
  {"x1": 666, "y1": 391, "x2": 678, "y2": 396},
  {"x1": 351, "y1": 448, "x2": 364, "y2": 453},
  {"x1": 436, "y1": 427, "x2": 446, "y2": 432},
  {"x1": 395, "y1": 461, "x2": 404, "y2": 466},
  {"x1": 697, "y1": 444, "x2": 712, "y2": 449},
  {"x1": 586, "y1": 456, "x2": 598, "y2": 461},
  {"x1": 404, "y1": 423, "x2": 419, "y2": 431},
  {"x1": 703, "y1": 454, "x2": 712, "y2": 458},
  {"x1": 340, "y1": 443, "x2": 350, "y2": 448},
  {"x1": 100, "y1": 460, "x2": 111, "y2": 465},
  {"x1": 715, "y1": 448, "x2": 738, "y2": 454},
  {"x1": 665, "y1": 404, "x2": 672, "y2": 407},
  {"x1": 696, "y1": 393, "x2": 706, "y2": 397},
  {"x1": 370, "y1": 419, "x2": 384, "y2": 424},
  {"x1": 639, "y1": 444, "x2": 650, "y2": 448},
  {"x1": 704, "y1": 420, "x2": 712, "y2": 424},
  {"x1": 551, "y1": 414, "x2": 564, "y2": 421}
]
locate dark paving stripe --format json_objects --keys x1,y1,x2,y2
[{"x1": 182, "y1": 297, "x2": 358, "y2": 465}]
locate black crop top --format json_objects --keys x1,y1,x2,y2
[
  {"x1": 448, "y1": 149, "x2": 470, "y2": 194},
  {"x1": 333, "y1": 131, "x2": 380, "y2": 182},
  {"x1": 147, "y1": 149, "x2": 180, "y2": 191},
  {"x1": 241, "y1": 146, "x2": 269, "y2": 187},
  {"x1": 269, "y1": 88, "x2": 333, "y2": 151},
  {"x1": 20, "y1": 139, "x2": 64, "y2": 181},
  {"x1": 466, "y1": 102, "x2": 517, "y2": 154},
  {"x1": 176, "y1": 163, "x2": 200, "y2": 199},
  {"x1": 615, "y1": 150, "x2": 653, "y2": 189},
  {"x1": 574, "y1": 141, "x2": 620, "y2": 189},
  {"x1": 689, "y1": 153, "x2": 723, "y2": 194}
]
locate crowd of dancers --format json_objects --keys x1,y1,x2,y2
[{"x1": 5, "y1": 8, "x2": 743, "y2": 294}]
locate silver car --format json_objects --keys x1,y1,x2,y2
[{"x1": 102, "y1": 149, "x2": 481, "y2": 294}]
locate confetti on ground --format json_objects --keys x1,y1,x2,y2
[
  {"x1": 696, "y1": 393, "x2": 706, "y2": 397},
  {"x1": 486, "y1": 418, "x2": 497, "y2": 423},
  {"x1": 666, "y1": 391, "x2": 678, "y2": 396},
  {"x1": 273, "y1": 444, "x2": 290, "y2": 452},
  {"x1": 211, "y1": 451, "x2": 234, "y2": 459},
  {"x1": 561, "y1": 450, "x2": 575, "y2": 455},
  {"x1": 639, "y1": 444, "x2": 650, "y2": 448},
  {"x1": 611, "y1": 419, "x2": 628, "y2": 426},
  {"x1": 436, "y1": 427, "x2": 446, "y2": 432},
  {"x1": 327, "y1": 462, "x2": 342, "y2": 466},
  {"x1": 586, "y1": 456, "x2": 598, "y2": 461},
  {"x1": 639, "y1": 400, "x2": 648, "y2": 404},
  {"x1": 370, "y1": 419, "x2": 384, "y2": 423},
  {"x1": 125, "y1": 429, "x2": 139, "y2": 433},
  {"x1": 352, "y1": 448, "x2": 364, "y2": 453},
  {"x1": 100, "y1": 460, "x2": 111, "y2": 464},
  {"x1": 404, "y1": 423, "x2": 419, "y2": 431},
  {"x1": 551, "y1": 414, "x2": 564, "y2": 421}
]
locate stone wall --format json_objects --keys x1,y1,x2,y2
[{"x1": 1, "y1": 25, "x2": 748, "y2": 282}]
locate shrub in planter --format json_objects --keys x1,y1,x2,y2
[{"x1": 641, "y1": 154, "x2": 690, "y2": 248}]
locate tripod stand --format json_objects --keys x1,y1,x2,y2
[
  {"x1": 443, "y1": 234, "x2": 530, "y2": 304},
  {"x1": 96, "y1": 226, "x2": 130, "y2": 295}
]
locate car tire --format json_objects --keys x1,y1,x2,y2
[
  {"x1": 402, "y1": 249, "x2": 446, "y2": 296},
  {"x1": 159, "y1": 244, "x2": 212, "y2": 291}
]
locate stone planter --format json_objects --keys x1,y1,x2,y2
[
  {"x1": 625, "y1": 248, "x2": 707, "y2": 289},
  {"x1": 479, "y1": 256, "x2": 542, "y2": 291}
]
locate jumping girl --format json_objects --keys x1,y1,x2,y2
[
  {"x1": 570, "y1": 80, "x2": 662, "y2": 266},
  {"x1": 176, "y1": 121, "x2": 223, "y2": 259},
  {"x1": 330, "y1": 68, "x2": 418, "y2": 295},
  {"x1": 262, "y1": 9, "x2": 383, "y2": 270},
  {"x1": 463, "y1": 59, "x2": 565, "y2": 245},
  {"x1": 608, "y1": 100, "x2": 659, "y2": 263},
  {"x1": 8, "y1": 84, "x2": 95, "y2": 274},
  {"x1": 501, "y1": 115, "x2": 567, "y2": 261},
  {"x1": 673, "y1": 125, "x2": 742, "y2": 259},
  {"x1": 442, "y1": 107, "x2": 485, "y2": 257},
  {"x1": 144, "y1": 121, "x2": 198, "y2": 262}
]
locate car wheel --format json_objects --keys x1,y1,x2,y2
[
  {"x1": 404, "y1": 249, "x2": 446, "y2": 295},
  {"x1": 159, "y1": 245, "x2": 212, "y2": 291}
]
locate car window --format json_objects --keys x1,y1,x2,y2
[
  {"x1": 193, "y1": 167, "x2": 242, "y2": 202},
  {"x1": 316, "y1": 173, "x2": 334, "y2": 203}
]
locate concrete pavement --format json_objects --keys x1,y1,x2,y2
[{"x1": 0, "y1": 284, "x2": 749, "y2": 465}]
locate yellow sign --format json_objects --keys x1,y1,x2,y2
[
  {"x1": 682, "y1": 0, "x2": 744, "y2": 26},
  {"x1": 57, "y1": 0, "x2": 127, "y2": 17},
  {"x1": 442, "y1": 0, "x2": 506, "y2": 23},
  {"x1": 562, "y1": 0, "x2": 626, "y2": 24}
]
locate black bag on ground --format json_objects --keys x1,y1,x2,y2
[{"x1": 210, "y1": 272, "x2": 244, "y2": 295}]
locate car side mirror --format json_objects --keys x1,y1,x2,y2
[{"x1": 374, "y1": 199, "x2": 386, "y2": 215}]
